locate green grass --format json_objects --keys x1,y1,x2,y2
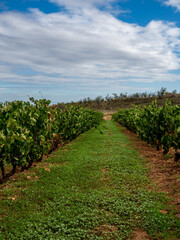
[{"x1": 0, "y1": 121, "x2": 179, "y2": 240}]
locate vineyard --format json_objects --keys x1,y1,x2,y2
[
  {"x1": 112, "y1": 99, "x2": 180, "y2": 156},
  {"x1": 0, "y1": 98, "x2": 103, "y2": 179},
  {"x1": 0, "y1": 99, "x2": 180, "y2": 239}
]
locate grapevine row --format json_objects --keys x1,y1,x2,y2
[
  {"x1": 112, "y1": 100, "x2": 180, "y2": 157},
  {"x1": 0, "y1": 98, "x2": 103, "y2": 178}
]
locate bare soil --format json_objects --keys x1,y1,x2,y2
[
  {"x1": 102, "y1": 111, "x2": 115, "y2": 120},
  {"x1": 117, "y1": 123, "x2": 180, "y2": 213},
  {"x1": 133, "y1": 230, "x2": 150, "y2": 240}
]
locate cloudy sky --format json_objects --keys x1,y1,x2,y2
[{"x1": 0, "y1": 0, "x2": 180, "y2": 103}]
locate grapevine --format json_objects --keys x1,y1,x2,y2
[
  {"x1": 0, "y1": 99, "x2": 103, "y2": 178},
  {"x1": 112, "y1": 99, "x2": 180, "y2": 157}
]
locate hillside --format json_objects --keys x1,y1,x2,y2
[{"x1": 59, "y1": 92, "x2": 180, "y2": 111}]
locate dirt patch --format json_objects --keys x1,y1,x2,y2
[
  {"x1": 8, "y1": 195, "x2": 19, "y2": 201},
  {"x1": 103, "y1": 111, "x2": 115, "y2": 121},
  {"x1": 103, "y1": 115, "x2": 112, "y2": 120},
  {"x1": 26, "y1": 175, "x2": 39, "y2": 181},
  {"x1": 117, "y1": 123, "x2": 180, "y2": 212},
  {"x1": 100, "y1": 168, "x2": 110, "y2": 183},
  {"x1": 101, "y1": 168, "x2": 110, "y2": 173},
  {"x1": 133, "y1": 230, "x2": 150, "y2": 240},
  {"x1": 91, "y1": 224, "x2": 119, "y2": 237}
]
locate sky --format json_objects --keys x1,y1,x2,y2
[{"x1": 0, "y1": 0, "x2": 180, "y2": 103}]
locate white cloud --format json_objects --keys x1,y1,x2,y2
[
  {"x1": 49, "y1": 0, "x2": 116, "y2": 10},
  {"x1": 0, "y1": 7, "x2": 180, "y2": 95},
  {"x1": 49, "y1": 0, "x2": 129, "y2": 17},
  {"x1": 164, "y1": 0, "x2": 180, "y2": 11}
]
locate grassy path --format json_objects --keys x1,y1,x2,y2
[{"x1": 0, "y1": 121, "x2": 179, "y2": 240}]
